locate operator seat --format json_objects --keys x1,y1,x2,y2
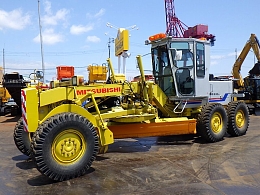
[{"x1": 177, "y1": 68, "x2": 193, "y2": 94}]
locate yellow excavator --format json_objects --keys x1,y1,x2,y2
[
  {"x1": 0, "y1": 85, "x2": 11, "y2": 113},
  {"x1": 232, "y1": 33, "x2": 260, "y2": 113}
]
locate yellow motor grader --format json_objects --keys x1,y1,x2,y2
[{"x1": 14, "y1": 33, "x2": 249, "y2": 181}]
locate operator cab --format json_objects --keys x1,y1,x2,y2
[{"x1": 148, "y1": 34, "x2": 211, "y2": 101}]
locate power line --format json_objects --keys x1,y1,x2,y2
[
  {"x1": 3, "y1": 66, "x2": 89, "y2": 71},
  {"x1": 0, "y1": 41, "x2": 147, "y2": 57}
]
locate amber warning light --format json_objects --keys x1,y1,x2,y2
[{"x1": 149, "y1": 33, "x2": 167, "y2": 42}]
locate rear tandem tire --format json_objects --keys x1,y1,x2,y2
[
  {"x1": 196, "y1": 103, "x2": 228, "y2": 142},
  {"x1": 30, "y1": 113, "x2": 99, "y2": 181},
  {"x1": 13, "y1": 117, "x2": 32, "y2": 156},
  {"x1": 227, "y1": 101, "x2": 249, "y2": 136}
]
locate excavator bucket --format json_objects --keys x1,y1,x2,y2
[{"x1": 249, "y1": 62, "x2": 260, "y2": 76}]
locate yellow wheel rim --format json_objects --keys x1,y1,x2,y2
[
  {"x1": 211, "y1": 112, "x2": 223, "y2": 133},
  {"x1": 235, "y1": 109, "x2": 245, "y2": 128},
  {"x1": 52, "y1": 130, "x2": 86, "y2": 164}
]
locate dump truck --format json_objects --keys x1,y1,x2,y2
[{"x1": 13, "y1": 32, "x2": 250, "y2": 181}]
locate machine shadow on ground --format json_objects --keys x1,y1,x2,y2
[
  {"x1": 26, "y1": 167, "x2": 96, "y2": 187},
  {"x1": 13, "y1": 153, "x2": 96, "y2": 186},
  {"x1": 0, "y1": 115, "x2": 20, "y2": 123}
]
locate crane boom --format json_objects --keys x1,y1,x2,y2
[
  {"x1": 232, "y1": 33, "x2": 260, "y2": 88},
  {"x1": 164, "y1": 0, "x2": 215, "y2": 45},
  {"x1": 165, "y1": 0, "x2": 188, "y2": 37}
]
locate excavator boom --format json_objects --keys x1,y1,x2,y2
[{"x1": 232, "y1": 34, "x2": 260, "y2": 88}]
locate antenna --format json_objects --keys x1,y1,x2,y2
[{"x1": 38, "y1": 0, "x2": 45, "y2": 82}]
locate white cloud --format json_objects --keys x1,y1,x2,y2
[
  {"x1": 0, "y1": 9, "x2": 31, "y2": 30},
  {"x1": 210, "y1": 61, "x2": 218, "y2": 65},
  {"x1": 44, "y1": 1, "x2": 52, "y2": 15},
  {"x1": 211, "y1": 51, "x2": 240, "y2": 60},
  {"x1": 86, "y1": 8, "x2": 105, "y2": 19},
  {"x1": 42, "y1": 1, "x2": 70, "y2": 26},
  {"x1": 86, "y1": 36, "x2": 100, "y2": 43},
  {"x1": 94, "y1": 9, "x2": 105, "y2": 18},
  {"x1": 70, "y1": 9, "x2": 105, "y2": 36},
  {"x1": 211, "y1": 55, "x2": 225, "y2": 60},
  {"x1": 33, "y1": 28, "x2": 64, "y2": 45},
  {"x1": 70, "y1": 24, "x2": 93, "y2": 35},
  {"x1": 42, "y1": 8, "x2": 69, "y2": 26},
  {"x1": 227, "y1": 51, "x2": 237, "y2": 57}
]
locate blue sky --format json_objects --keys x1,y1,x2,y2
[{"x1": 0, "y1": 0, "x2": 259, "y2": 82}]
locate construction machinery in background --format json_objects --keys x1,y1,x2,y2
[
  {"x1": 164, "y1": 0, "x2": 216, "y2": 45},
  {"x1": 231, "y1": 33, "x2": 260, "y2": 113},
  {"x1": 0, "y1": 67, "x2": 19, "y2": 116},
  {"x1": 2, "y1": 72, "x2": 29, "y2": 115},
  {"x1": 132, "y1": 74, "x2": 154, "y2": 82},
  {"x1": 0, "y1": 85, "x2": 11, "y2": 108},
  {"x1": 56, "y1": 66, "x2": 75, "y2": 81},
  {"x1": 0, "y1": 67, "x2": 3, "y2": 84},
  {"x1": 13, "y1": 28, "x2": 250, "y2": 181},
  {"x1": 2, "y1": 69, "x2": 49, "y2": 116},
  {"x1": 0, "y1": 86, "x2": 19, "y2": 116}
]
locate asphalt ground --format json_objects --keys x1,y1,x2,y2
[{"x1": 0, "y1": 114, "x2": 260, "y2": 195}]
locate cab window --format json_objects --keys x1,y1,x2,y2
[
  {"x1": 196, "y1": 43, "x2": 205, "y2": 77},
  {"x1": 170, "y1": 42, "x2": 194, "y2": 68}
]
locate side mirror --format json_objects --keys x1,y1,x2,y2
[
  {"x1": 170, "y1": 48, "x2": 182, "y2": 61},
  {"x1": 175, "y1": 50, "x2": 183, "y2": 61}
]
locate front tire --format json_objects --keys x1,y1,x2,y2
[
  {"x1": 31, "y1": 113, "x2": 99, "y2": 181},
  {"x1": 13, "y1": 117, "x2": 32, "y2": 156},
  {"x1": 197, "y1": 103, "x2": 227, "y2": 142},
  {"x1": 227, "y1": 101, "x2": 249, "y2": 136}
]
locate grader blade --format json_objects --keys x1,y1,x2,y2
[{"x1": 108, "y1": 118, "x2": 196, "y2": 139}]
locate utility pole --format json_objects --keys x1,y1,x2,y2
[
  {"x1": 107, "y1": 37, "x2": 114, "y2": 76},
  {"x1": 3, "y1": 48, "x2": 5, "y2": 74},
  {"x1": 108, "y1": 37, "x2": 114, "y2": 58},
  {"x1": 38, "y1": 0, "x2": 45, "y2": 82}
]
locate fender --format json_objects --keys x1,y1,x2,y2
[{"x1": 40, "y1": 104, "x2": 114, "y2": 146}]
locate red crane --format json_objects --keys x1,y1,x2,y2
[
  {"x1": 165, "y1": 0, "x2": 187, "y2": 37},
  {"x1": 165, "y1": 0, "x2": 216, "y2": 45}
]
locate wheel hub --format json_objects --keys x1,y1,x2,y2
[
  {"x1": 211, "y1": 112, "x2": 223, "y2": 133},
  {"x1": 61, "y1": 139, "x2": 76, "y2": 155},
  {"x1": 52, "y1": 130, "x2": 86, "y2": 164},
  {"x1": 236, "y1": 110, "x2": 245, "y2": 128}
]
